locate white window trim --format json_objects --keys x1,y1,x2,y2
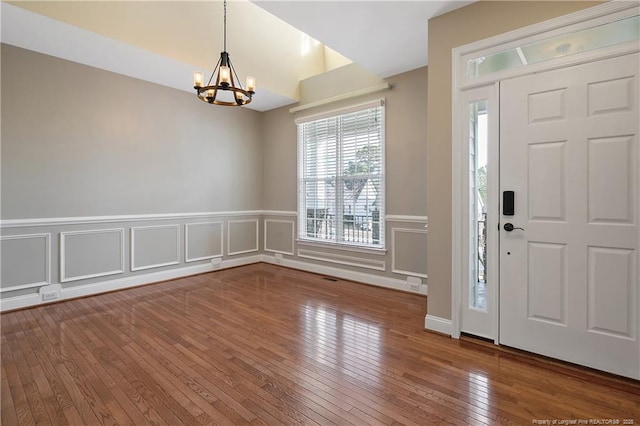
[
  {"x1": 296, "y1": 98, "x2": 386, "y2": 249},
  {"x1": 295, "y1": 98, "x2": 385, "y2": 125}
]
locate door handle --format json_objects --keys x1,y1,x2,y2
[{"x1": 503, "y1": 223, "x2": 524, "y2": 232}]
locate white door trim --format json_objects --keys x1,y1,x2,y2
[{"x1": 451, "y1": 1, "x2": 640, "y2": 339}]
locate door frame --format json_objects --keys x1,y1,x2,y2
[{"x1": 451, "y1": 1, "x2": 640, "y2": 340}]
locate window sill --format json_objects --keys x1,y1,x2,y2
[{"x1": 296, "y1": 239, "x2": 387, "y2": 256}]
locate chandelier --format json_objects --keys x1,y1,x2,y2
[{"x1": 193, "y1": 0, "x2": 255, "y2": 106}]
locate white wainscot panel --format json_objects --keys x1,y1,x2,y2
[
  {"x1": 61, "y1": 228, "x2": 124, "y2": 282},
  {"x1": 131, "y1": 225, "x2": 180, "y2": 271},
  {"x1": 1, "y1": 233, "x2": 51, "y2": 292},
  {"x1": 527, "y1": 242, "x2": 567, "y2": 325},
  {"x1": 185, "y1": 221, "x2": 223, "y2": 262},
  {"x1": 297, "y1": 249, "x2": 386, "y2": 271},
  {"x1": 264, "y1": 219, "x2": 295, "y2": 256},
  {"x1": 528, "y1": 88, "x2": 566, "y2": 124},
  {"x1": 528, "y1": 141, "x2": 566, "y2": 222},
  {"x1": 228, "y1": 219, "x2": 259, "y2": 256},
  {"x1": 391, "y1": 228, "x2": 428, "y2": 278},
  {"x1": 588, "y1": 136, "x2": 634, "y2": 224},
  {"x1": 588, "y1": 246, "x2": 635, "y2": 339}
]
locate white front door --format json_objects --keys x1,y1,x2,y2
[{"x1": 499, "y1": 53, "x2": 640, "y2": 379}]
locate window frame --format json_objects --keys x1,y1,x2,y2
[{"x1": 296, "y1": 99, "x2": 386, "y2": 250}]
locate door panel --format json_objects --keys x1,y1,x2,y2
[{"x1": 500, "y1": 53, "x2": 639, "y2": 379}]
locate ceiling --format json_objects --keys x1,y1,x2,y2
[
  {"x1": 2, "y1": 1, "x2": 473, "y2": 111},
  {"x1": 254, "y1": 1, "x2": 474, "y2": 79}
]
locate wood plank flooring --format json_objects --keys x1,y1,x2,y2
[{"x1": 1, "y1": 263, "x2": 639, "y2": 425}]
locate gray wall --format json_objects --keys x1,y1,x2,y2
[
  {"x1": 1, "y1": 44, "x2": 264, "y2": 304},
  {"x1": 1, "y1": 44, "x2": 263, "y2": 218},
  {"x1": 1, "y1": 43, "x2": 428, "y2": 308}
]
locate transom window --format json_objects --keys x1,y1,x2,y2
[
  {"x1": 466, "y1": 14, "x2": 639, "y2": 80},
  {"x1": 297, "y1": 99, "x2": 385, "y2": 248}
]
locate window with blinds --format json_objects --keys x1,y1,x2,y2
[{"x1": 297, "y1": 100, "x2": 385, "y2": 248}]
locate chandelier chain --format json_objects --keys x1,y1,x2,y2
[{"x1": 223, "y1": 0, "x2": 227, "y2": 52}]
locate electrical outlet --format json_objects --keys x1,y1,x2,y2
[
  {"x1": 407, "y1": 276, "x2": 422, "y2": 292},
  {"x1": 42, "y1": 292, "x2": 58, "y2": 301},
  {"x1": 211, "y1": 257, "x2": 222, "y2": 268},
  {"x1": 39, "y1": 284, "x2": 61, "y2": 302},
  {"x1": 274, "y1": 253, "x2": 283, "y2": 264}
]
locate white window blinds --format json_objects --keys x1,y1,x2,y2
[{"x1": 297, "y1": 100, "x2": 385, "y2": 248}]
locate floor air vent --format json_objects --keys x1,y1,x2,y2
[{"x1": 322, "y1": 277, "x2": 338, "y2": 282}]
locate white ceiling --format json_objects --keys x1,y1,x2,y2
[
  {"x1": 2, "y1": 1, "x2": 474, "y2": 111},
  {"x1": 253, "y1": 1, "x2": 474, "y2": 79}
]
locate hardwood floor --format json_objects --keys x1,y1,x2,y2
[{"x1": 1, "y1": 263, "x2": 638, "y2": 425}]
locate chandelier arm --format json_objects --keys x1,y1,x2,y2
[
  {"x1": 226, "y1": 68, "x2": 243, "y2": 105},
  {"x1": 207, "y1": 55, "x2": 223, "y2": 87},
  {"x1": 227, "y1": 63, "x2": 237, "y2": 89},
  {"x1": 227, "y1": 56, "x2": 246, "y2": 91},
  {"x1": 211, "y1": 55, "x2": 226, "y2": 103}
]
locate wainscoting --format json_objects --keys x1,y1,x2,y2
[
  {"x1": 1, "y1": 211, "x2": 429, "y2": 312},
  {"x1": 0, "y1": 233, "x2": 51, "y2": 292},
  {"x1": 130, "y1": 225, "x2": 180, "y2": 272},
  {"x1": 61, "y1": 228, "x2": 125, "y2": 281},
  {"x1": 1, "y1": 211, "x2": 262, "y2": 311},
  {"x1": 185, "y1": 221, "x2": 224, "y2": 262},
  {"x1": 262, "y1": 212, "x2": 429, "y2": 295},
  {"x1": 263, "y1": 219, "x2": 295, "y2": 256},
  {"x1": 391, "y1": 227, "x2": 428, "y2": 278}
]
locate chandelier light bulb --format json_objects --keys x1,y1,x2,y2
[
  {"x1": 193, "y1": 72, "x2": 203, "y2": 88},
  {"x1": 220, "y1": 66, "x2": 231, "y2": 85},
  {"x1": 246, "y1": 76, "x2": 256, "y2": 93}
]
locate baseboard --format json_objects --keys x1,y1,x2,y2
[
  {"x1": 0, "y1": 255, "x2": 262, "y2": 312},
  {"x1": 0, "y1": 293, "x2": 43, "y2": 312},
  {"x1": 1, "y1": 253, "x2": 425, "y2": 311},
  {"x1": 263, "y1": 254, "x2": 428, "y2": 295},
  {"x1": 424, "y1": 314, "x2": 452, "y2": 336}
]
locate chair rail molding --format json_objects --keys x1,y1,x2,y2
[{"x1": 0, "y1": 210, "x2": 265, "y2": 228}]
